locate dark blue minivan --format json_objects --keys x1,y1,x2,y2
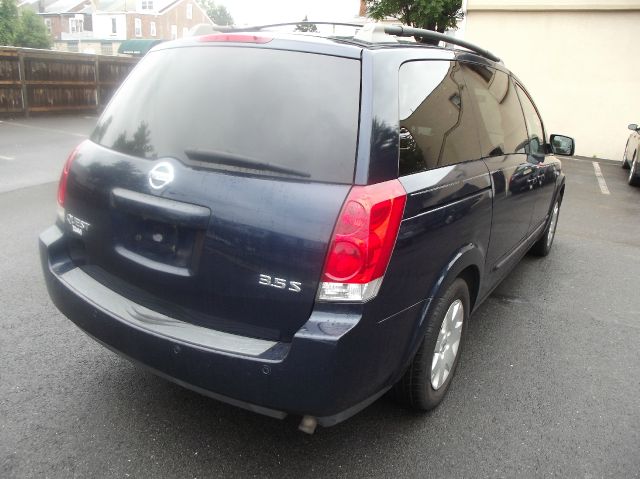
[{"x1": 39, "y1": 24, "x2": 574, "y2": 433}]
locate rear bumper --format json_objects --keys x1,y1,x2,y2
[{"x1": 39, "y1": 225, "x2": 423, "y2": 425}]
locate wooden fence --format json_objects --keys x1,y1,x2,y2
[{"x1": 0, "y1": 47, "x2": 139, "y2": 116}]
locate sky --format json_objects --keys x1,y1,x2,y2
[{"x1": 219, "y1": 0, "x2": 363, "y2": 26}]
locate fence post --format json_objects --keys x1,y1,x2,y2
[
  {"x1": 17, "y1": 50, "x2": 29, "y2": 118},
  {"x1": 95, "y1": 55, "x2": 100, "y2": 110}
]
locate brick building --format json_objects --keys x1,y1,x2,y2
[
  {"x1": 92, "y1": 0, "x2": 212, "y2": 42},
  {"x1": 19, "y1": 0, "x2": 93, "y2": 42},
  {"x1": 26, "y1": 0, "x2": 212, "y2": 54}
]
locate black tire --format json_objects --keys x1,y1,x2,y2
[
  {"x1": 393, "y1": 278, "x2": 470, "y2": 411},
  {"x1": 623, "y1": 139, "x2": 631, "y2": 169},
  {"x1": 622, "y1": 154, "x2": 630, "y2": 169},
  {"x1": 530, "y1": 199, "x2": 560, "y2": 257},
  {"x1": 628, "y1": 156, "x2": 640, "y2": 186}
]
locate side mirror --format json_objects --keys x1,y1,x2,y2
[
  {"x1": 549, "y1": 134, "x2": 575, "y2": 156},
  {"x1": 629, "y1": 123, "x2": 639, "y2": 131}
]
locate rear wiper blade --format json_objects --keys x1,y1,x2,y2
[{"x1": 184, "y1": 148, "x2": 310, "y2": 178}]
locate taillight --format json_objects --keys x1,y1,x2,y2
[
  {"x1": 56, "y1": 144, "x2": 81, "y2": 221},
  {"x1": 197, "y1": 34, "x2": 272, "y2": 43},
  {"x1": 318, "y1": 179, "x2": 407, "y2": 302}
]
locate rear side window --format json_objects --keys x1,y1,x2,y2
[
  {"x1": 515, "y1": 83, "x2": 546, "y2": 157},
  {"x1": 462, "y1": 64, "x2": 529, "y2": 157},
  {"x1": 398, "y1": 60, "x2": 480, "y2": 176},
  {"x1": 92, "y1": 46, "x2": 361, "y2": 183}
]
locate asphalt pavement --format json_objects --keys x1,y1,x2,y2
[
  {"x1": 0, "y1": 116, "x2": 96, "y2": 194},
  {"x1": 1, "y1": 117, "x2": 639, "y2": 478}
]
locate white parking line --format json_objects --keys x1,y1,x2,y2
[
  {"x1": 592, "y1": 161, "x2": 611, "y2": 195},
  {"x1": 0, "y1": 154, "x2": 15, "y2": 161},
  {"x1": 0, "y1": 120, "x2": 86, "y2": 138}
]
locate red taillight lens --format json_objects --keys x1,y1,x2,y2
[
  {"x1": 324, "y1": 241, "x2": 363, "y2": 281},
  {"x1": 318, "y1": 179, "x2": 407, "y2": 302},
  {"x1": 57, "y1": 145, "x2": 81, "y2": 207},
  {"x1": 197, "y1": 34, "x2": 272, "y2": 43}
]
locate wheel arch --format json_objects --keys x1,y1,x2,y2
[
  {"x1": 458, "y1": 265, "x2": 480, "y2": 312},
  {"x1": 426, "y1": 243, "x2": 484, "y2": 310},
  {"x1": 393, "y1": 243, "x2": 485, "y2": 383}
]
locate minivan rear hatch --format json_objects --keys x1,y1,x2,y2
[{"x1": 63, "y1": 42, "x2": 362, "y2": 341}]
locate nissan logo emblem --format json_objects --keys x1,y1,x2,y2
[{"x1": 148, "y1": 162, "x2": 174, "y2": 190}]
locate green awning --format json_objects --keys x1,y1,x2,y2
[{"x1": 118, "y1": 39, "x2": 163, "y2": 56}]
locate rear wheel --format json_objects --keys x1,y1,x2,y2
[
  {"x1": 629, "y1": 155, "x2": 640, "y2": 186},
  {"x1": 622, "y1": 153, "x2": 630, "y2": 169},
  {"x1": 393, "y1": 278, "x2": 469, "y2": 410},
  {"x1": 530, "y1": 199, "x2": 560, "y2": 257}
]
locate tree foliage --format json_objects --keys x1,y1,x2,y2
[
  {"x1": 0, "y1": 0, "x2": 19, "y2": 46},
  {"x1": 294, "y1": 15, "x2": 318, "y2": 33},
  {"x1": 15, "y1": 9, "x2": 51, "y2": 48},
  {"x1": 0, "y1": 0, "x2": 51, "y2": 48},
  {"x1": 198, "y1": 0, "x2": 234, "y2": 26},
  {"x1": 365, "y1": 0, "x2": 463, "y2": 34}
]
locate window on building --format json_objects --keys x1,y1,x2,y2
[
  {"x1": 44, "y1": 18, "x2": 52, "y2": 34},
  {"x1": 68, "y1": 42, "x2": 79, "y2": 52},
  {"x1": 142, "y1": 0, "x2": 154, "y2": 9},
  {"x1": 186, "y1": 3, "x2": 193, "y2": 19},
  {"x1": 101, "y1": 42, "x2": 113, "y2": 55},
  {"x1": 135, "y1": 18, "x2": 142, "y2": 37},
  {"x1": 111, "y1": 18, "x2": 117, "y2": 34},
  {"x1": 171, "y1": 24, "x2": 177, "y2": 40},
  {"x1": 69, "y1": 17, "x2": 84, "y2": 33},
  {"x1": 150, "y1": 21, "x2": 156, "y2": 37}
]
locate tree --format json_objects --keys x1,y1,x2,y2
[
  {"x1": 0, "y1": 0, "x2": 51, "y2": 49},
  {"x1": 294, "y1": 15, "x2": 318, "y2": 33},
  {"x1": 0, "y1": 0, "x2": 19, "y2": 46},
  {"x1": 198, "y1": 0, "x2": 234, "y2": 26},
  {"x1": 365, "y1": 0, "x2": 463, "y2": 41},
  {"x1": 15, "y1": 9, "x2": 51, "y2": 48}
]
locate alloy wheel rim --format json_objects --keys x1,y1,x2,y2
[
  {"x1": 430, "y1": 299, "x2": 464, "y2": 390},
  {"x1": 547, "y1": 202, "x2": 559, "y2": 247}
]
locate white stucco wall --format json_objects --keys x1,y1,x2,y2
[
  {"x1": 93, "y1": 14, "x2": 127, "y2": 41},
  {"x1": 465, "y1": 3, "x2": 640, "y2": 160}
]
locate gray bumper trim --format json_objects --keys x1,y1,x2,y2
[{"x1": 60, "y1": 267, "x2": 279, "y2": 358}]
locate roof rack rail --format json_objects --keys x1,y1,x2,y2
[
  {"x1": 381, "y1": 25, "x2": 501, "y2": 62},
  {"x1": 218, "y1": 22, "x2": 366, "y2": 32},
  {"x1": 217, "y1": 21, "x2": 500, "y2": 63}
]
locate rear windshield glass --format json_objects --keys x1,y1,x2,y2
[{"x1": 91, "y1": 46, "x2": 361, "y2": 183}]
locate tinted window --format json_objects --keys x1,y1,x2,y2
[
  {"x1": 398, "y1": 60, "x2": 480, "y2": 176},
  {"x1": 515, "y1": 83, "x2": 546, "y2": 157},
  {"x1": 462, "y1": 64, "x2": 529, "y2": 157},
  {"x1": 92, "y1": 47, "x2": 361, "y2": 183}
]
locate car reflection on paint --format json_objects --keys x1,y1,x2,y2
[{"x1": 509, "y1": 162, "x2": 544, "y2": 194}]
